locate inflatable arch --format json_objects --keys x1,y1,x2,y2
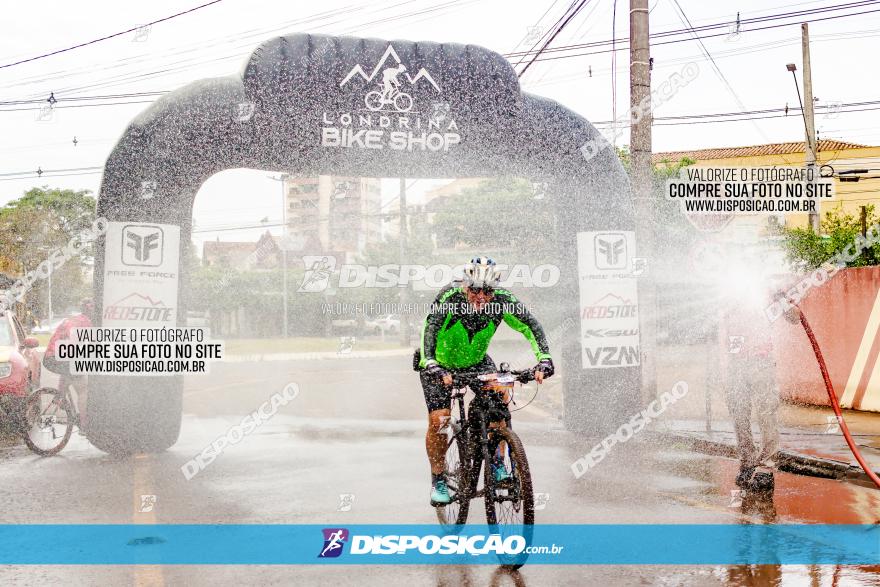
[{"x1": 90, "y1": 33, "x2": 640, "y2": 453}]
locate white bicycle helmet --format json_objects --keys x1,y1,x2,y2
[{"x1": 463, "y1": 257, "x2": 500, "y2": 291}]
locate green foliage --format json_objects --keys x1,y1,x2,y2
[
  {"x1": 431, "y1": 177, "x2": 554, "y2": 258},
  {"x1": 0, "y1": 186, "x2": 97, "y2": 268},
  {"x1": 782, "y1": 204, "x2": 880, "y2": 271},
  {"x1": 0, "y1": 187, "x2": 97, "y2": 317}
]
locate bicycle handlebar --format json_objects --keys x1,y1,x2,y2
[{"x1": 450, "y1": 367, "x2": 536, "y2": 388}]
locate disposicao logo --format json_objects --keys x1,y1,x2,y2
[
  {"x1": 317, "y1": 529, "x2": 526, "y2": 558},
  {"x1": 318, "y1": 528, "x2": 349, "y2": 558}
]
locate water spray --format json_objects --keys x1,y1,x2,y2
[{"x1": 794, "y1": 302, "x2": 880, "y2": 489}]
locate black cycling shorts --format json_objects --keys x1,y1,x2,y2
[{"x1": 419, "y1": 354, "x2": 496, "y2": 413}]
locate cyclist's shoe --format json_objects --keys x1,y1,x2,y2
[
  {"x1": 430, "y1": 479, "x2": 452, "y2": 506},
  {"x1": 492, "y1": 460, "x2": 512, "y2": 483}
]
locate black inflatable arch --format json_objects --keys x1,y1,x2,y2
[{"x1": 92, "y1": 33, "x2": 638, "y2": 453}]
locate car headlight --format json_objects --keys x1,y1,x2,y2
[{"x1": 0, "y1": 362, "x2": 11, "y2": 378}]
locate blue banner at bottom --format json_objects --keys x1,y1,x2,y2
[{"x1": 0, "y1": 524, "x2": 876, "y2": 565}]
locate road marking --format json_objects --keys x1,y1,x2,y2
[{"x1": 132, "y1": 453, "x2": 164, "y2": 587}]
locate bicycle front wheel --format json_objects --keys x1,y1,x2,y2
[
  {"x1": 22, "y1": 387, "x2": 74, "y2": 456},
  {"x1": 484, "y1": 426, "x2": 534, "y2": 569}
]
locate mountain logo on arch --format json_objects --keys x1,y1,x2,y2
[
  {"x1": 340, "y1": 45, "x2": 440, "y2": 113},
  {"x1": 321, "y1": 44, "x2": 461, "y2": 152}
]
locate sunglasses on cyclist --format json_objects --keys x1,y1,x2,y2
[{"x1": 468, "y1": 286, "x2": 495, "y2": 296}]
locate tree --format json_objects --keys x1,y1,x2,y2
[
  {"x1": 0, "y1": 187, "x2": 97, "y2": 317},
  {"x1": 431, "y1": 177, "x2": 555, "y2": 259},
  {"x1": 782, "y1": 204, "x2": 880, "y2": 271}
]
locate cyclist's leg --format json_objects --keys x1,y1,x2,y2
[{"x1": 421, "y1": 368, "x2": 451, "y2": 475}]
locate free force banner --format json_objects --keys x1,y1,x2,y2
[
  {"x1": 102, "y1": 222, "x2": 181, "y2": 330},
  {"x1": 576, "y1": 231, "x2": 640, "y2": 369}
]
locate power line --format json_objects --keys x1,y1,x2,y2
[
  {"x1": 524, "y1": 25, "x2": 880, "y2": 88},
  {"x1": 504, "y1": 0, "x2": 880, "y2": 58},
  {"x1": 4, "y1": 102, "x2": 880, "y2": 182},
  {"x1": 512, "y1": 0, "x2": 578, "y2": 71},
  {"x1": 0, "y1": 1, "x2": 876, "y2": 109},
  {"x1": 0, "y1": 0, "x2": 476, "y2": 99},
  {"x1": 515, "y1": 4, "x2": 880, "y2": 64},
  {"x1": 0, "y1": 0, "x2": 225, "y2": 70},
  {"x1": 518, "y1": 0, "x2": 594, "y2": 77}
]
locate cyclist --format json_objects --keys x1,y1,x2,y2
[
  {"x1": 42, "y1": 298, "x2": 94, "y2": 432},
  {"x1": 380, "y1": 63, "x2": 406, "y2": 100},
  {"x1": 417, "y1": 257, "x2": 554, "y2": 505}
]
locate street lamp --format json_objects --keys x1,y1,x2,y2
[
  {"x1": 785, "y1": 63, "x2": 810, "y2": 136},
  {"x1": 785, "y1": 62, "x2": 820, "y2": 231}
]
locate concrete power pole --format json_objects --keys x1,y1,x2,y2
[
  {"x1": 801, "y1": 23, "x2": 820, "y2": 232},
  {"x1": 630, "y1": 0, "x2": 656, "y2": 404}
]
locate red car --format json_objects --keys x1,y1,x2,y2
[{"x1": 0, "y1": 311, "x2": 41, "y2": 404}]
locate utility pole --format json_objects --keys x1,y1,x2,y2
[
  {"x1": 269, "y1": 174, "x2": 289, "y2": 338},
  {"x1": 630, "y1": 0, "x2": 656, "y2": 405},
  {"x1": 398, "y1": 178, "x2": 410, "y2": 347},
  {"x1": 802, "y1": 23, "x2": 820, "y2": 232}
]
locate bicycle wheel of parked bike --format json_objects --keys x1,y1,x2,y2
[
  {"x1": 22, "y1": 387, "x2": 74, "y2": 456},
  {"x1": 435, "y1": 424, "x2": 471, "y2": 529},
  {"x1": 484, "y1": 427, "x2": 534, "y2": 570}
]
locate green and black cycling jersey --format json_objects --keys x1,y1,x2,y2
[{"x1": 419, "y1": 282, "x2": 552, "y2": 370}]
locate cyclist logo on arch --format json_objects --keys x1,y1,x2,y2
[{"x1": 366, "y1": 63, "x2": 413, "y2": 112}]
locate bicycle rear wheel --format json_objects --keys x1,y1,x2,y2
[
  {"x1": 484, "y1": 426, "x2": 534, "y2": 569},
  {"x1": 22, "y1": 387, "x2": 74, "y2": 456},
  {"x1": 435, "y1": 423, "x2": 471, "y2": 529}
]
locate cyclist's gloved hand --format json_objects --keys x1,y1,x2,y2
[
  {"x1": 535, "y1": 358, "x2": 554, "y2": 382},
  {"x1": 424, "y1": 360, "x2": 451, "y2": 384}
]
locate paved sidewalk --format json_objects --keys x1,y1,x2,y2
[{"x1": 658, "y1": 403, "x2": 880, "y2": 488}]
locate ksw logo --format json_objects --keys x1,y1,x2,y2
[
  {"x1": 340, "y1": 45, "x2": 440, "y2": 113},
  {"x1": 595, "y1": 233, "x2": 627, "y2": 269},
  {"x1": 583, "y1": 329, "x2": 639, "y2": 337},
  {"x1": 584, "y1": 345, "x2": 639, "y2": 367},
  {"x1": 122, "y1": 225, "x2": 163, "y2": 266},
  {"x1": 318, "y1": 528, "x2": 349, "y2": 558}
]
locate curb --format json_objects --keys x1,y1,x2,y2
[{"x1": 659, "y1": 430, "x2": 880, "y2": 489}]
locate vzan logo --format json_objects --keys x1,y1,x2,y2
[
  {"x1": 122, "y1": 225, "x2": 163, "y2": 266},
  {"x1": 322, "y1": 45, "x2": 461, "y2": 152}
]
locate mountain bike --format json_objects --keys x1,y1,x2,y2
[
  {"x1": 20, "y1": 376, "x2": 82, "y2": 456},
  {"x1": 364, "y1": 86, "x2": 413, "y2": 112},
  {"x1": 434, "y1": 363, "x2": 536, "y2": 569}
]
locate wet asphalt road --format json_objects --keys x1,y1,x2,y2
[{"x1": 1, "y1": 355, "x2": 879, "y2": 586}]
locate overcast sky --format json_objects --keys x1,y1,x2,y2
[{"x1": 2, "y1": 0, "x2": 879, "y2": 251}]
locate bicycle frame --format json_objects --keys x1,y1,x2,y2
[{"x1": 446, "y1": 368, "x2": 532, "y2": 503}]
